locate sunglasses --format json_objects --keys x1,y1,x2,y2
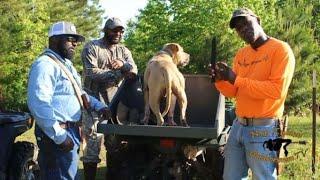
[{"x1": 63, "y1": 36, "x2": 79, "y2": 44}]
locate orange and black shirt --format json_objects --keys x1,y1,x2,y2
[{"x1": 215, "y1": 37, "x2": 295, "y2": 118}]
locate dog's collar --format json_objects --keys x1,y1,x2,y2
[{"x1": 159, "y1": 50, "x2": 173, "y2": 57}]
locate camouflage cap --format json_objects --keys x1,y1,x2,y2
[
  {"x1": 103, "y1": 17, "x2": 124, "y2": 31},
  {"x1": 229, "y1": 8, "x2": 259, "y2": 29}
]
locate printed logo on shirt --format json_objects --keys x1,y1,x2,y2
[{"x1": 238, "y1": 55, "x2": 269, "y2": 67}]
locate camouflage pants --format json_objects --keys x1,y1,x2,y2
[
  {"x1": 80, "y1": 110, "x2": 103, "y2": 163},
  {"x1": 116, "y1": 101, "x2": 142, "y2": 125}
]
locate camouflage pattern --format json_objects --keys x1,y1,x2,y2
[
  {"x1": 81, "y1": 36, "x2": 139, "y2": 164},
  {"x1": 116, "y1": 101, "x2": 141, "y2": 125},
  {"x1": 81, "y1": 39, "x2": 138, "y2": 104},
  {"x1": 229, "y1": 7, "x2": 260, "y2": 28},
  {"x1": 80, "y1": 110, "x2": 103, "y2": 163},
  {"x1": 103, "y1": 17, "x2": 124, "y2": 31}
]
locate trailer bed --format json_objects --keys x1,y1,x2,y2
[{"x1": 97, "y1": 123, "x2": 217, "y2": 139}]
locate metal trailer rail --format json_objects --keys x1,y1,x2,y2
[{"x1": 97, "y1": 123, "x2": 217, "y2": 139}]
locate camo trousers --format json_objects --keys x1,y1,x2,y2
[{"x1": 80, "y1": 110, "x2": 103, "y2": 163}]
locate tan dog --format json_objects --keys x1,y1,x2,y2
[{"x1": 143, "y1": 43, "x2": 190, "y2": 126}]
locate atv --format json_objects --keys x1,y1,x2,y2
[
  {"x1": 0, "y1": 112, "x2": 39, "y2": 180},
  {"x1": 99, "y1": 74, "x2": 231, "y2": 180}
]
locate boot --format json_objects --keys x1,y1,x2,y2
[{"x1": 83, "y1": 162, "x2": 98, "y2": 180}]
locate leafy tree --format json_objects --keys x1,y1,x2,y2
[
  {"x1": 125, "y1": 0, "x2": 319, "y2": 114},
  {"x1": 271, "y1": 0, "x2": 320, "y2": 115},
  {"x1": 1, "y1": 0, "x2": 319, "y2": 114},
  {"x1": 0, "y1": 0, "x2": 104, "y2": 111},
  {"x1": 126, "y1": 0, "x2": 278, "y2": 73},
  {"x1": 311, "y1": 0, "x2": 320, "y2": 42},
  {"x1": 0, "y1": 0, "x2": 49, "y2": 111},
  {"x1": 125, "y1": 0, "x2": 171, "y2": 72}
]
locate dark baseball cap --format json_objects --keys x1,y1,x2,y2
[
  {"x1": 48, "y1": 21, "x2": 85, "y2": 42},
  {"x1": 103, "y1": 17, "x2": 124, "y2": 31},
  {"x1": 229, "y1": 8, "x2": 259, "y2": 29}
]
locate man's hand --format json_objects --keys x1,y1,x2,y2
[
  {"x1": 208, "y1": 63, "x2": 216, "y2": 82},
  {"x1": 215, "y1": 62, "x2": 237, "y2": 84},
  {"x1": 111, "y1": 59, "x2": 124, "y2": 70},
  {"x1": 58, "y1": 135, "x2": 74, "y2": 152},
  {"x1": 98, "y1": 107, "x2": 111, "y2": 120},
  {"x1": 208, "y1": 63, "x2": 224, "y2": 82}
]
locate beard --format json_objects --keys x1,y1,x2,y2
[
  {"x1": 57, "y1": 43, "x2": 75, "y2": 60},
  {"x1": 106, "y1": 35, "x2": 121, "y2": 45}
]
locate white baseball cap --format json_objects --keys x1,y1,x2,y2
[{"x1": 48, "y1": 21, "x2": 85, "y2": 42}]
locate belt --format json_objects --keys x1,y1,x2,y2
[
  {"x1": 237, "y1": 117, "x2": 276, "y2": 126},
  {"x1": 59, "y1": 121, "x2": 81, "y2": 129}
]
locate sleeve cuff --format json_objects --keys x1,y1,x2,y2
[
  {"x1": 96, "y1": 103, "x2": 107, "y2": 111},
  {"x1": 87, "y1": 94, "x2": 108, "y2": 111},
  {"x1": 52, "y1": 122, "x2": 67, "y2": 144},
  {"x1": 214, "y1": 80, "x2": 228, "y2": 87},
  {"x1": 121, "y1": 63, "x2": 133, "y2": 73}
]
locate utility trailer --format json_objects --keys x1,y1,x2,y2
[{"x1": 98, "y1": 74, "x2": 231, "y2": 180}]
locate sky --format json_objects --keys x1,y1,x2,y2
[{"x1": 99, "y1": 0, "x2": 148, "y2": 27}]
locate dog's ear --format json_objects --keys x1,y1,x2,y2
[
  {"x1": 163, "y1": 43, "x2": 179, "y2": 54},
  {"x1": 163, "y1": 43, "x2": 180, "y2": 65}
]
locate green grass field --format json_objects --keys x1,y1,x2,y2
[
  {"x1": 16, "y1": 116, "x2": 319, "y2": 179},
  {"x1": 16, "y1": 126, "x2": 107, "y2": 179},
  {"x1": 276, "y1": 116, "x2": 320, "y2": 179}
]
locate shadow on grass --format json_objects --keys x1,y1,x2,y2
[{"x1": 78, "y1": 166, "x2": 107, "y2": 180}]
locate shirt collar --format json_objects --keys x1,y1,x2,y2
[{"x1": 45, "y1": 48, "x2": 72, "y2": 66}]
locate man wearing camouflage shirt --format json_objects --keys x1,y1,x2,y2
[{"x1": 81, "y1": 17, "x2": 137, "y2": 179}]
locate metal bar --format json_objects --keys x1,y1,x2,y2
[
  {"x1": 97, "y1": 123, "x2": 217, "y2": 139},
  {"x1": 312, "y1": 70, "x2": 317, "y2": 174}
]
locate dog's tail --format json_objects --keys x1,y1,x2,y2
[{"x1": 162, "y1": 69, "x2": 171, "y2": 117}]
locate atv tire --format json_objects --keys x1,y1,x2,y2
[
  {"x1": 8, "y1": 141, "x2": 39, "y2": 180},
  {"x1": 206, "y1": 147, "x2": 224, "y2": 180}
]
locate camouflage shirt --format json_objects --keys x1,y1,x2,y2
[{"x1": 81, "y1": 38, "x2": 138, "y2": 104}]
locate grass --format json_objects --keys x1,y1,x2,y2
[
  {"x1": 276, "y1": 116, "x2": 320, "y2": 179},
  {"x1": 16, "y1": 126, "x2": 107, "y2": 180},
  {"x1": 17, "y1": 115, "x2": 319, "y2": 179}
]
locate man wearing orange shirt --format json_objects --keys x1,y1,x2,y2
[{"x1": 212, "y1": 8, "x2": 295, "y2": 179}]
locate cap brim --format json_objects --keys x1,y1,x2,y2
[
  {"x1": 114, "y1": 25, "x2": 124, "y2": 29},
  {"x1": 229, "y1": 15, "x2": 259, "y2": 29},
  {"x1": 76, "y1": 35, "x2": 85, "y2": 42},
  {"x1": 104, "y1": 25, "x2": 124, "y2": 31},
  {"x1": 67, "y1": 34, "x2": 85, "y2": 42},
  {"x1": 229, "y1": 15, "x2": 248, "y2": 29},
  {"x1": 50, "y1": 34, "x2": 85, "y2": 42}
]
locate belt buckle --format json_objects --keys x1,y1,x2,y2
[
  {"x1": 245, "y1": 118, "x2": 249, "y2": 126},
  {"x1": 66, "y1": 121, "x2": 80, "y2": 128}
]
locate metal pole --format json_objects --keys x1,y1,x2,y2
[
  {"x1": 312, "y1": 69, "x2": 316, "y2": 174},
  {"x1": 210, "y1": 36, "x2": 217, "y2": 83}
]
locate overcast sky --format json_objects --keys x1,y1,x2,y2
[{"x1": 99, "y1": 0, "x2": 148, "y2": 27}]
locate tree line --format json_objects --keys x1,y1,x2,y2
[
  {"x1": 0, "y1": 0, "x2": 319, "y2": 115},
  {"x1": 0, "y1": 0, "x2": 104, "y2": 111}
]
